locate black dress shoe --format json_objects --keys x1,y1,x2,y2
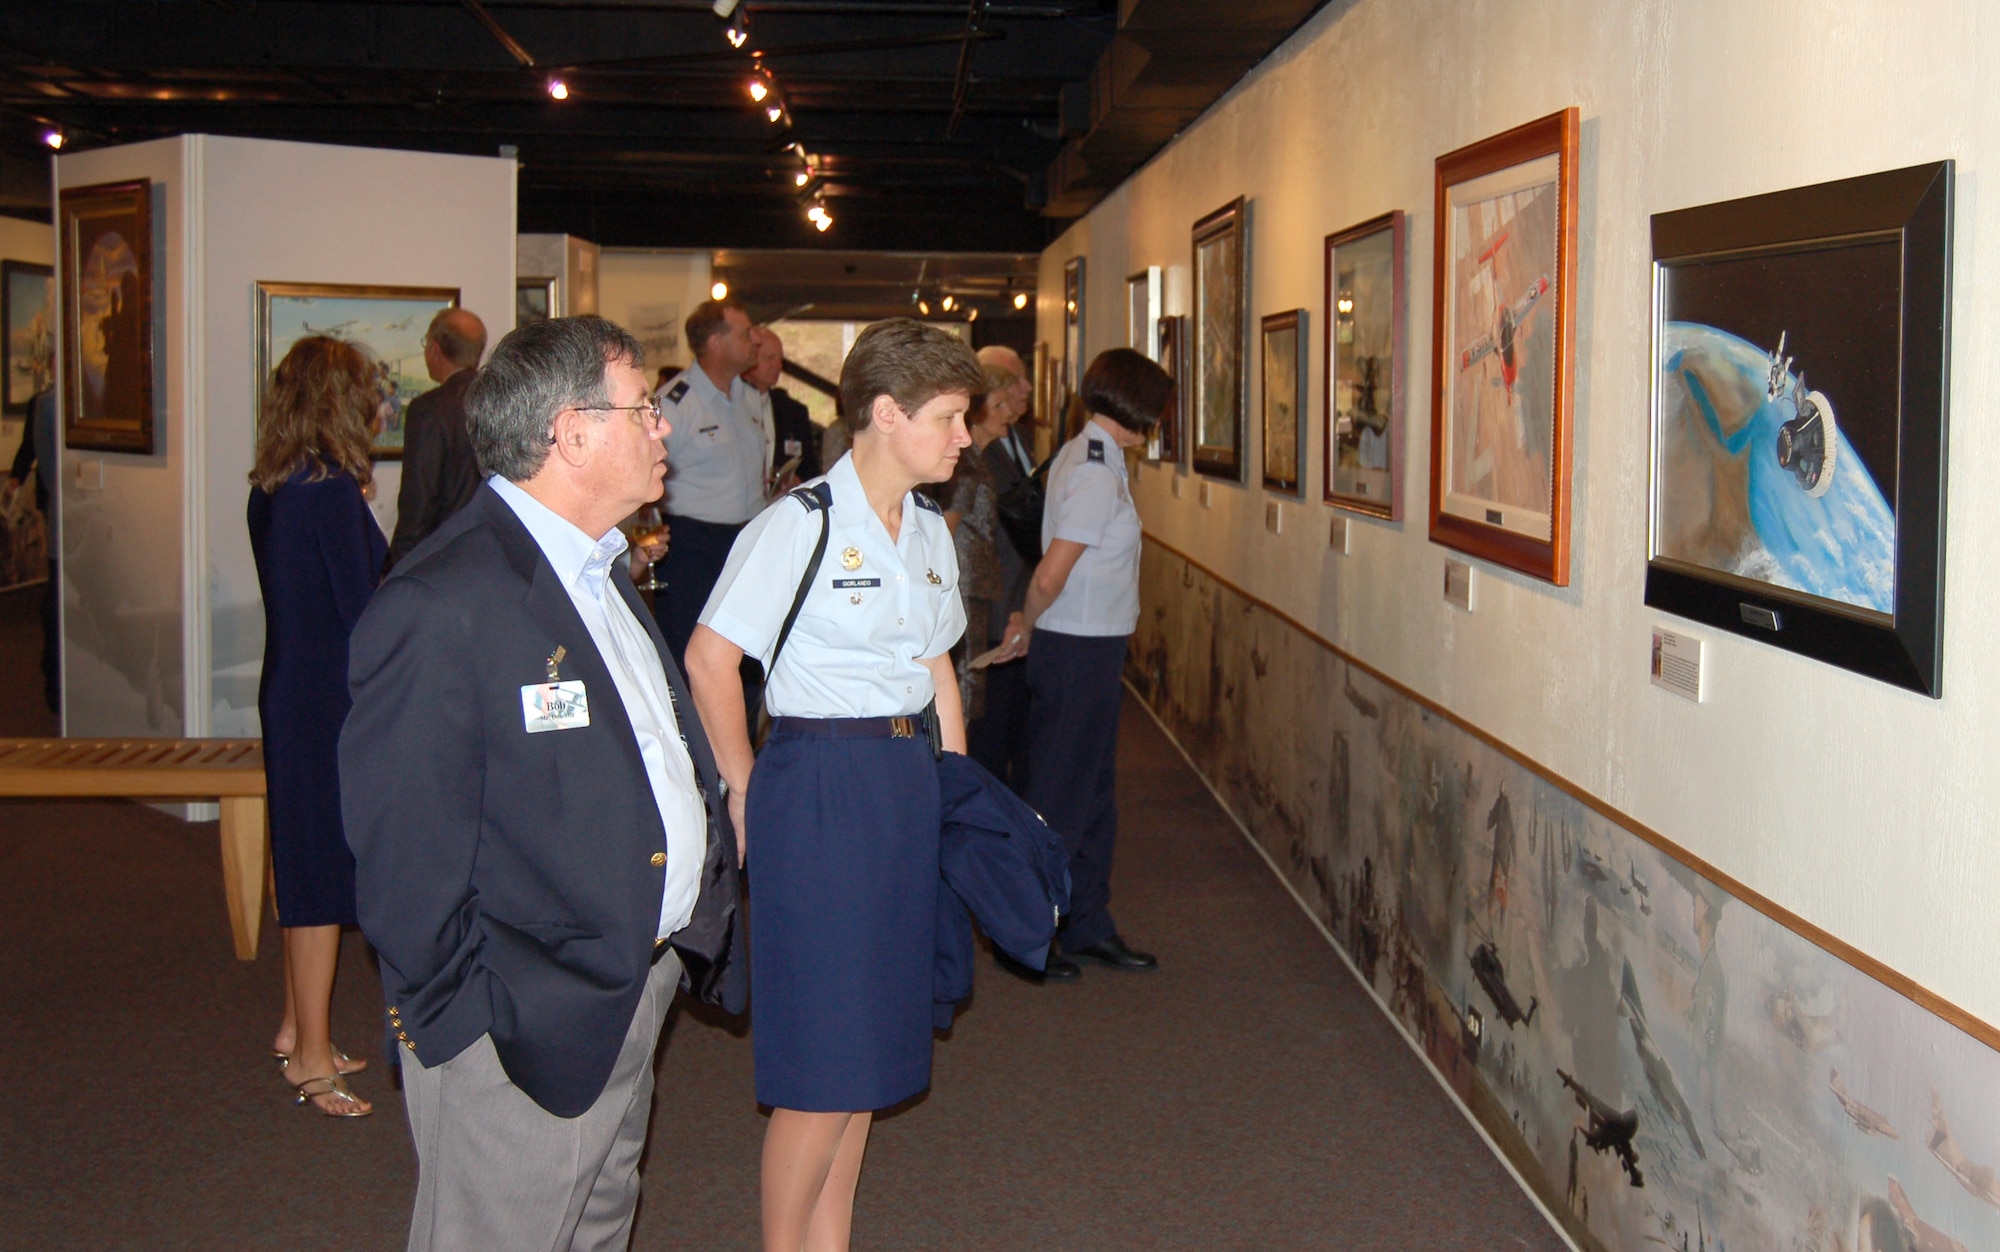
[
  {"x1": 995, "y1": 949, "x2": 1081, "y2": 982},
  {"x1": 1064, "y1": 934, "x2": 1158, "y2": 971}
]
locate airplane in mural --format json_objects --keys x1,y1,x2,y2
[
  {"x1": 1557, "y1": 1069, "x2": 1643, "y2": 1187},
  {"x1": 1886, "y1": 1176, "x2": 1970, "y2": 1252},
  {"x1": 1620, "y1": 961, "x2": 1706, "y2": 1159},
  {"x1": 1829, "y1": 1068, "x2": 1899, "y2": 1138},
  {"x1": 1457, "y1": 228, "x2": 1550, "y2": 402},
  {"x1": 1469, "y1": 942, "x2": 1537, "y2": 1028},
  {"x1": 1927, "y1": 1089, "x2": 2000, "y2": 1210}
]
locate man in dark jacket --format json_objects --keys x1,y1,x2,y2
[
  {"x1": 342, "y1": 316, "x2": 741, "y2": 1252},
  {"x1": 386, "y1": 307, "x2": 486, "y2": 568},
  {"x1": 744, "y1": 327, "x2": 821, "y2": 490}
]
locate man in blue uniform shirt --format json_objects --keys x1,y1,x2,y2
[{"x1": 652, "y1": 297, "x2": 767, "y2": 667}]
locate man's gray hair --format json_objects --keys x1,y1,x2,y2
[{"x1": 466, "y1": 316, "x2": 645, "y2": 482}]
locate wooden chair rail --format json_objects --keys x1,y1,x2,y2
[{"x1": 0, "y1": 738, "x2": 270, "y2": 960}]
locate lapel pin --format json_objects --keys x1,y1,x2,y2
[
  {"x1": 546, "y1": 645, "x2": 567, "y2": 683},
  {"x1": 926, "y1": 568, "x2": 942, "y2": 585},
  {"x1": 841, "y1": 546, "x2": 863, "y2": 571}
]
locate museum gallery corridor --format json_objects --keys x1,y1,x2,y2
[{"x1": 0, "y1": 585, "x2": 1560, "y2": 1250}]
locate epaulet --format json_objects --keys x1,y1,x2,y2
[
  {"x1": 1086, "y1": 439, "x2": 1106, "y2": 464},
  {"x1": 664, "y1": 378, "x2": 690, "y2": 403},
  {"x1": 789, "y1": 482, "x2": 834, "y2": 512},
  {"x1": 912, "y1": 490, "x2": 944, "y2": 515}
]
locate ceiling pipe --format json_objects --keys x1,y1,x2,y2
[{"x1": 459, "y1": 0, "x2": 539, "y2": 67}]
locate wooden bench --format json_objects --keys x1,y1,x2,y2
[{"x1": 0, "y1": 738, "x2": 270, "y2": 960}]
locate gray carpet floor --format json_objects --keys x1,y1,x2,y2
[{"x1": 0, "y1": 584, "x2": 1563, "y2": 1249}]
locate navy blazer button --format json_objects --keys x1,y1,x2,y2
[{"x1": 650, "y1": 852, "x2": 667, "y2": 867}]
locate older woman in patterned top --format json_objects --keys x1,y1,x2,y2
[{"x1": 938, "y1": 361, "x2": 1026, "y2": 719}]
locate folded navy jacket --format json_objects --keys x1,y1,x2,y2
[{"x1": 934, "y1": 753, "x2": 1073, "y2": 1029}]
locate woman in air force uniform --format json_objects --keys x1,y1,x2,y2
[
  {"x1": 1005, "y1": 347, "x2": 1171, "y2": 978},
  {"x1": 684, "y1": 318, "x2": 985, "y2": 1252}
]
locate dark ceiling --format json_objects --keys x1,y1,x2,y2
[{"x1": 0, "y1": 0, "x2": 1331, "y2": 253}]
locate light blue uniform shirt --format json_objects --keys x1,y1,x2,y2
[
  {"x1": 490, "y1": 475, "x2": 706, "y2": 940},
  {"x1": 1038, "y1": 418, "x2": 1142, "y2": 637},
  {"x1": 700, "y1": 453, "x2": 967, "y2": 719},
  {"x1": 657, "y1": 366, "x2": 769, "y2": 525}
]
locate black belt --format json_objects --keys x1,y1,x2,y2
[{"x1": 773, "y1": 700, "x2": 941, "y2": 756}]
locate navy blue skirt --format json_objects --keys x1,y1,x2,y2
[{"x1": 746, "y1": 726, "x2": 940, "y2": 1112}]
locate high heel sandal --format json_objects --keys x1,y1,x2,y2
[
  {"x1": 272, "y1": 1045, "x2": 367, "y2": 1075},
  {"x1": 290, "y1": 1073, "x2": 373, "y2": 1118}
]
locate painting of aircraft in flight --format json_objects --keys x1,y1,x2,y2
[{"x1": 1457, "y1": 229, "x2": 1550, "y2": 400}]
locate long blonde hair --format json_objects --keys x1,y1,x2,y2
[{"x1": 250, "y1": 336, "x2": 376, "y2": 492}]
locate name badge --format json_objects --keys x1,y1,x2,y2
[
  {"x1": 784, "y1": 438, "x2": 803, "y2": 457},
  {"x1": 522, "y1": 681, "x2": 590, "y2": 733},
  {"x1": 832, "y1": 577, "x2": 881, "y2": 589}
]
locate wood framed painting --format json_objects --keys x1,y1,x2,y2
[
  {"x1": 516, "y1": 274, "x2": 559, "y2": 326},
  {"x1": 1429, "y1": 109, "x2": 1578, "y2": 583},
  {"x1": 1648, "y1": 160, "x2": 1953, "y2": 696},
  {"x1": 1147, "y1": 314, "x2": 1186, "y2": 464},
  {"x1": 59, "y1": 179, "x2": 154, "y2": 453},
  {"x1": 1192, "y1": 196, "x2": 1248, "y2": 480},
  {"x1": 1063, "y1": 256, "x2": 1085, "y2": 393},
  {"x1": 1127, "y1": 265, "x2": 1160, "y2": 357},
  {"x1": 3, "y1": 260, "x2": 53, "y2": 417},
  {"x1": 1261, "y1": 310, "x2": 1305, "y2": 495},
  {"x1": 255, "y1": 281, "x2": 460, "y2": 460},
  {"x1": 1032, "y1": 340, "x2": 1050, "y2": 426},
  {"x1": 1324, "y1": 211, "x2": 1405, "y2": 519}
]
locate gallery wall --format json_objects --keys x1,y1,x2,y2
[
  {"x1": 1041, "y1": 0, "x2": 2000, "y2": 1245},
  {"x1": 597, "y1": 248, "x2": 713, "y2": 377},
  {"x1": 54, "y1": 135, "x2": 515, "y2": 741}
]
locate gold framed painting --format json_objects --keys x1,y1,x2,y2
[
  {"x1": 1261, "y1": 310, "x2": 1305, "y2": 495},
  {"x1": 60, "y1": 179, "x2": 154, "y2": 453},
  {"x1": 255, "y1": 281, "x2": 460, "y2": 460},
  {"x1": 1324, "y1": 211, "x2": 1405, "y2": 519},
  {"x1": 1429, "y1": 108, "x2": 1579, "y2": 584},
  {"x1": 1192, "y1": 196, "x2": 1248, "y2": 481}
]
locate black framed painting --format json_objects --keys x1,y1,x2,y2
[
  {"x1": 1324, "y1": 211, "x2": 1405, "y2": 519},
  {"x1": 1063, "y1": 256, "x2": 1085, "y2": 393},
  {"x1": 1148, "y1": 314, "x2": 1186, "y2": 464},
  {"x1": 3, "y1": 260, "x2": 53, "y2": 418},
  {"x1": 1192, "y1": 196, "x2": 1248, "y2": 480},
  {"x1": 1262, "y1": 310, "x2": 1305, "y2": 495},
  {"x1": 1648, "y1": 160, "x2": 1953, "y2": 696},
  {"x1": 60, "y1": 179, "x2": 154, "y2": 453},
  {"x1": 255, "y1": 281, "x2": 461, "y2": 460}
]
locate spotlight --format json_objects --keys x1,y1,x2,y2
[
  {"x1": 940, "y1": 295, "x2": 955, "y2": 312},
  {"x1": 967, "y1": 307, "x2": 979, "y2": 322},
  {"x1": 918, "y1": 299, "x2": 931, "y2": 316},
  {"x1": 765, "y1": 104, "x2": 784, "y2": 124},
  {"x1": 725, "y1": 24, "x2": 748, "y2": 48},
  {"x1": 1012, "y1": 292, "x2": 1028, "y2": 310},
  {"x1": 711, "y1": 281, "x2": 729, "y2": 301},
  {"x1": 748, "y1": 79, "x2": 768, "y2": 103},
  {"x1": 42, "y1": 130, "x2": 64, "y2": 150},
  {"x1": 712, "y1": 0, "x2": 741, "y2": 15},
  {"x1": 813, "y1": 213, "x2": 833, "y2": 233},
  {"x1": 547, "y1": 78, "x2": 569, "y2": 101},
  {"x1": 794, "y1": 170, "x2": 811, "y2": 187},
  {"x1": 1336, "y1": 295, "x2": 1354, "y2": 315}
]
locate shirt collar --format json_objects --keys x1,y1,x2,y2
[
  {"x1": 488, "y1": 474, "x2": 629, "y2": 597},
  {"x1": 1085, "y1": 417, "x2": 1130, "y2": 478},
  {"x1": 685, "y1": 362, "x2": 745, "y2": 408}
]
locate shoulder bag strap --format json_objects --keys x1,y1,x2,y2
[{"x1": 768, "y1": 481, "x2": 834, "y2": 675}]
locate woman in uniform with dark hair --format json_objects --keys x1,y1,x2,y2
[
  {"x1": 1002, "y1": 347, "x2": 1171, "y2": 979},
  {"x1": 248, "y1": 335, "x2": 388, "y2": 1117},
  {"x1": 684, "y1": 318, "x2": 984, "y2": 1252}
]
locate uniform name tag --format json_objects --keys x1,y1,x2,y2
[
  {"x1": 522, "y1": 681, "x2": 590, "y2": 733},
  {"x1": 832, "y1": 577, "x2": 881, "y2": 589},
  {"x1": 1087, "y1": 441, "x2": 1106, "y2": 463}
]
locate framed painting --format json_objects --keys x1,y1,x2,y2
[
  {"x1": 1430, "y1": 109, "x2": 1578, "y2": 583},
  {"x1": 1147, "y1": 314, "x2": 1186, "y2": 464},
  {"x1": 1063, "y1": 256, "x2": 1085, "y2": 394},
  {"x1": 1192, "y1": 196, "x2": 1248, "y2": 480},
  {"x1": 1032, "y1": 340, "x2": 1050, "y2": 426},
  {"x1": 1324, "y1": 211, "x2": 1405, "y2": 519},
  {"x1": 1127, "y1": 266, "x2": 1160, "y2": 357},
  {"x1": 59, "y1": 179, "x2": 154, "y2": 453},
  {"x1": 1648, "y1": 160, "x2": 1953, "y2": 696},
  {"x1": 254, "y1": 281, "x2": 460, "y2": 460},
  {"x1": 3, "y1": 260, "x2": 53, "y2": 417},
  {"x1": 1261, "y1": 310, "x2": 1305, "y2": 495},
  {"x1": 516, "y1": 274, "x2": 558, "y2": 326}
]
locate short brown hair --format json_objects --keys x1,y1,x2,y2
[
  {"x1": 249, "y1": 336, "x2": 376, "y2": 493},
  {"x1": 1080, "y1": 347, "x2": 1170, "y2": 433},
  {"x1": 839, "y1": 319, "x2": 984, "y2": 434},
  {"x1": 685, "y1": 298, "x2": 746, "y2": 358}
]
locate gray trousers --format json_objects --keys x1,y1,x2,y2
[{"x1": 401, "y1": 952, "x2": 682, "y2": 1252}]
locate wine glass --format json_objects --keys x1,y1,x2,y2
[{"x1": 632, "y1": 506, "x2": 668, "y2": 593}]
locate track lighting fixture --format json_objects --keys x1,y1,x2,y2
[
  {"x1": 711, "y1": 281, "x2": 729, "y2": 300},
  {"x1": 1012, "y1": 292, "x2": 1028, "y2": 310},
  {"x1": 43, "y1": 130, "x2": 64, "y2": 150},
  {"x1": 546, "y1": 77, "x2": 569, "y2": 100}
]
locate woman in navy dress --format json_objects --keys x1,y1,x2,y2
[
  {"x1": 248, "y1": 336, "x2": 388, "y2": 1117},
  {"x1": 686, "y1": 319, "x2": 983, "y2": 1252}
]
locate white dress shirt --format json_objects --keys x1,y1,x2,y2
[
  {"x1": 490, "y1": 475, "x2": 707, "y2": 940},
  {"x1": 657, "y1": 366, "x2": 769, "y2": 525},
  {"x1": 1038, "y1": 417, "x2": 1142, "y2": 637},
  {"x1": 700, "y1": 453, "x2": 966, "y2": 718}
]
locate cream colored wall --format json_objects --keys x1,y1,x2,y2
[
  {"x1": 1044, "y1": 0, "x2": 2000, "y2": 1027},
  {"x1": 597, "y1": 249, "x2": 712, "y2": 376}
]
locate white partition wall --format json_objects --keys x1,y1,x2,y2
[{"x1": 55, "y1": 135, "x2": 516, "y2": 744}]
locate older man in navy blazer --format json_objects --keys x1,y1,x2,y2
[{"x1": 342, "y1": 315, "x2": 741, "y2": 1252}]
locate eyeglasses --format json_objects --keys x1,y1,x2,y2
[{"x1": 583, "y1": 398, "x2": 667, "y2": 430}]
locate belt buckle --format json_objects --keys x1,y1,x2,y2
[{"x1": 889, "y1": 716, "x2": 914, "y2": 738}]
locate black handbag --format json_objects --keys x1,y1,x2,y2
[{"x1": 996, "y1": 451, "x2": 1054, "y2": 564}]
